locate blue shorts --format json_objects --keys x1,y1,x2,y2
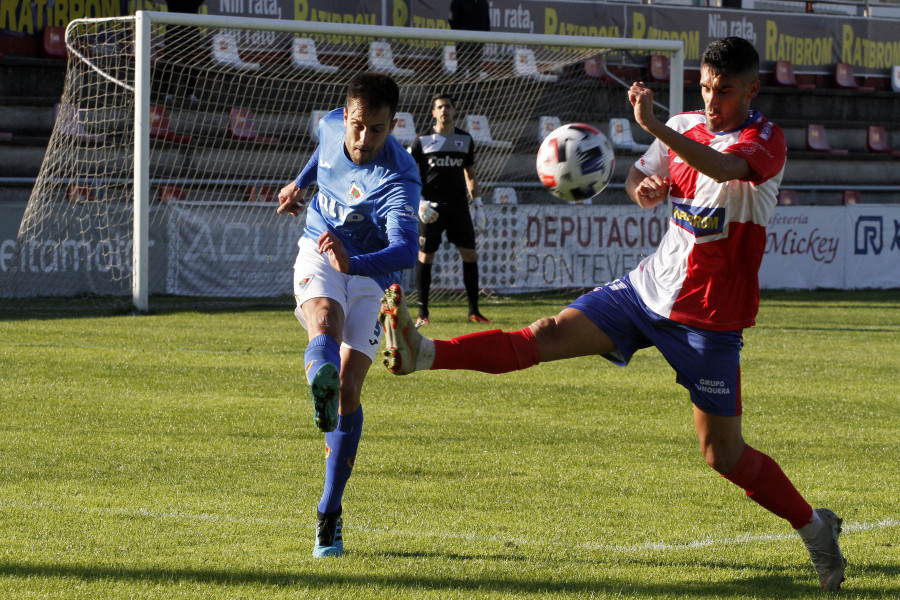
[{"x1": 568, "y1": 276, "x2": 744, "y2": 417}]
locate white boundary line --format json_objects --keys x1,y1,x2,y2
[{"x1": 3, "y1": 501, "x2": 897, "y2": 554}]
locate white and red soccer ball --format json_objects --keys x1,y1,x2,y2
[{"x1": 536, "y1": 123, "x2": 615, "y2": 202}]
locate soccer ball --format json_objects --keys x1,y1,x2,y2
[{"x1": 536, "y1": 123, "x2": 615, "y2": 202}]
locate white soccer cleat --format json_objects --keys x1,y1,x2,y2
[
  {"x1": 800, "y1": 508, "x2": 847, "y2": 591},
  {"x1": 379, "y1": 284, "x2": 434, "y2": 375}
]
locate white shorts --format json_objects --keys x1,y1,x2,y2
[{"x1": 292, "y1": 237, "x2": 385, "y2": 361}]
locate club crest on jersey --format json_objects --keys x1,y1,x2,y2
[
  {"x1": 348, "y1": 182, "x2": 364, "y2": 204},
  {"x1": 671, "y1": 202, "x2": 725, "y2": 237},
  {"x1": 455, "y1": 140, "x2": 464, "y2": 150}
]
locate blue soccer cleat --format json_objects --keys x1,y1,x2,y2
[{"x1": 310, "y1": 362, "x2": 339, "y2": 433}]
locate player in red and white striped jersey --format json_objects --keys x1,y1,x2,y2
[{"x1": 380, "y1": 38, "x2": 846, "y2": 590}]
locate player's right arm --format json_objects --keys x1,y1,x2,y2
[
  {"x1": 277, "y1": 148, "x2": 319, "y2": 216},
  {"x1": 625, "y1": 166, "x2": 669, "y2": 209}
]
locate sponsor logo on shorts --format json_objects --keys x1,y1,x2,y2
[
  {"x1": 298, "y1": 276, "x2": 313, "y2": 293},
  {"x1": 695, "y1": 379, "x2": 731, "y2": 395}
]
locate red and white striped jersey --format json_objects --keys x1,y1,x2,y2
[{"x1": 630, "y1": 110, "x2": 786, "y2": 331}]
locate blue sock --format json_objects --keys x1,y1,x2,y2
[
  {"x1": 304, "y1": 334, "x2": 341, "y2": 386},
  {"x1": 318, "y1": 406, "x2": 363, "y2": 514}
]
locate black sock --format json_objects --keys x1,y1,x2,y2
[{"x1": 416, "y1": 261, "x2": 432, "y2": 318}]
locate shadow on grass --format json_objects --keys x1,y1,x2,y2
[{"x1": 3, "y1": 558, "x2": 896, "y2": 596}]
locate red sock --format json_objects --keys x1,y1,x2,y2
[
  {"x1": 723, "y1": 445, "x2": 813, "y2": 529},
  {"x1": 432, "y1": 328, "x2": 540, "y2": 373}
]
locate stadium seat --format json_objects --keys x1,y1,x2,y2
[
  {"x1": 892, "y1": 65, "x2": 900, "y2": 92},
  {"x1": 583, "y1": 56, "x2": 605, "y2": 80},
  {"x1": 149, "y1": 105, "x2": 192, "y2": 145},
  {"x1": 866, "y1": 125, "x2": 900, "y2": 156},
  {"x1": 538, "y1": 116, "x2": 561, "y2": 142},
  {"x1": 834, "y1": 62, "x2": 874, "y2": 92},
  {"x1": 42, "y1": 26, "x2": 67, "y2": 59},
  {"x1": 806, "y1": 124, "x2": 848, "y2": 155},
  {"x1": 66, "y1": 183, "x2": 95, "y2": 202},
  {"x1": 291, "y1": 37, "x2": 338, "y2": 73},
  {"x1": 513, "y1": 48, "x2": 557, "y2": 83},
  {"x1": 842, "y1": 190, "x2": 862, "y2": 205},
  {"x1": 211, "y1": 32, "x2": 261, "y2": 71},
  {"x1": 156, "y1": 185, "x2": 187, "y2": 203},
  {"x1": 648, "y1": 54, "x2": 669, "y2": 82},
  {"x1": 392, "y1": 111, "x2": 417, "y2": 145},
  {"x1": 608, "y1": 117, "x2": 649, "y2": 153},
  {"x1": 463, "y1": 114, "x2": 512, "y2": 149},
  {"x1": 245, "y1": 184, "x2": 276, "y2": 202},
  {"x1": 228, "y1": 107, "x2": 279, "y2": 144},
  {"x1": 492, "y1": 187, "x2": 517, "y2": 205},
  {"x1": 774, "y1": 60, "x2": 815, "y2": 90},
  {"x1": 441, "y1": 45, "x2": 458, "y2": 76},
  {"x1": 777, "y1": 189, "x2": 799, "y2": 206},
  {"x1": 309, "y1": 110, "x2": 329, "y2": 140},
  {"x1": 368, "y1": 41, "x2": 414, "y2": 77},
  {"x1": 54, "y1": 103, "x2": 106, "y2": 143},
  {"x1": 0, "y1": 131, "x2": 12, "y2": 142}
]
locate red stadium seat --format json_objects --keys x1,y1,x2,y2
[
  {"x1": 228, "y1": 108, "x2": 279, "y2": 144},
  {"x1": 774, "y1": 61, "x2": 815, "y2": 91},
  {"x1": 834, "y1": 62, "x2": 874, "y2": 92},
  {"x1": 842, "y1": 190, "x2": 862, "y2": 205},
  {"x1": 866, "y1": 125, "x2": 900, "y2": 157},
  {"x1": 649, "y1": 54, "x2": 669, "y2": 82},
  {"x1": 156, "y1": 185, "x2": 186, "y2": 203},
  {"x1": 149, "y1": 105, "x2": 193, "y2": 145},
  {"x1": 66, "y1": 183, "x2": 95, "y2": 202},
  {"x1": 42, "y1": 26, "x2": 67, "y2": 59},
  {"x1": 777, "y1": 189, "x2": 799, "y2": 206},
  {"x1": 245, "y1": 184, "x2": 276, "y2": 202},
  {"x1": 806, "y1": 124, "x2": 848, "y2": 156}
]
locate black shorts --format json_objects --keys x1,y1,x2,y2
[{"x1": 419, "y1": 208, "x2": 476, "y2": 253}]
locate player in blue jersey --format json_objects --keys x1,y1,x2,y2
[{"x1": 276, "y1": 72, "x2": 421, "y2": 558}]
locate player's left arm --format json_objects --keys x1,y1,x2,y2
[
  {"x1": 464, "y1": 165, "x2": 486, "y2": 233},
  {"x1": 464, "y1": 165, "x2": 481, "y2": 200},
  {"x1": 345, "y1": 179, "x2": 420, "y2": 276}
]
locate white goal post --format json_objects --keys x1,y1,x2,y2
[{"x1": 0, "y1": 11, "x2": 683, "y2": 313}]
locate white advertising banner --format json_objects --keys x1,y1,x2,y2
[
  {"x1": 760, "y1": 205, "x2": 900, "y2": 290},
  {"x1": 844, "y1": 204, "x2": 900, "y2": 289},
  {"x1": 430, "y1": 203, "x2": 670, "y2": 293},
  {"x1": 760, "y1": 207, "x2": 844, "y2": 289}
]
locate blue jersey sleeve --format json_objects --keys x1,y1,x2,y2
[
  {"x1": 294, "y1": 148, "x2": 319, "y2": 189},
  {"x1": 347, "y1": 226, "x2": 417, "y2": 276}
]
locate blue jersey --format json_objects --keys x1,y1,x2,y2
[{"x1": 295, "y1": 109, "x2": 421, "y2": 290}]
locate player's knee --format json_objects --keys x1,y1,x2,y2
[{"x1": 699, "y1": 443, "x2": 741, "y2": 474}]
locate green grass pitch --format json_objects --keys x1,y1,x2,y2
[{"x1": 1, "y1": 290, "x2": 898, "y2": 599}]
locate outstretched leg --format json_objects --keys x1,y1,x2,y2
[{"x1": 379, "y1": 284, "x2": 615, "y2": 375}]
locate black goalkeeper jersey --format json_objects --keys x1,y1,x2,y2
[{"x1": 408, "y1": 127, "x2": 475, "y2": 212}]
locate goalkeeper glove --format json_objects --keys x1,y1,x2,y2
[
  {"x1": 418, "y1": 199, "x2": 439, "y2": 224},
  {"x1": 472, "y1": 197, "x2": 486, "y2": 234}
]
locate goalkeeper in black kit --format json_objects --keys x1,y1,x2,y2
[{"x1": 408, "y1": 93, "x2": 490, "y2": 326}]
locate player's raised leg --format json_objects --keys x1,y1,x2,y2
[{"x1": 380, "y1": 284, "x2": 613, "y2": 375}]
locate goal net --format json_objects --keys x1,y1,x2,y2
[{"x1": 0, "y1": 12, "x2": 682, "y2": 314}]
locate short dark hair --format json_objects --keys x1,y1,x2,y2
[
  {"x1": 701, "y1": 37, "x2": 759, "y2": 79},
  {"x1": 346, "y1": 72, "x2": 400, "y2": 117},
  {"x1": 432, "y1": 93, "x2": 455, "y2": 109}
]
